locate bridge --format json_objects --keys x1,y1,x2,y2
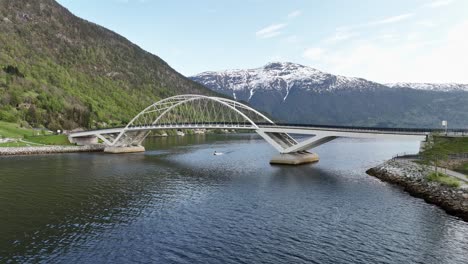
[{"x1": 69, "y1": 94, "x2": 432, "y2": 164}]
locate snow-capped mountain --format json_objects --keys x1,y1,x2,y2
[
  {"x1": 191, "y1": 62, "x2": 386, "y2": 102},
  {"x1": 190, "y1": 62, "x2": 468, "y2": 128},
  {"x1": 386, "y1": 82, "x2": 468, "y2": 92}
]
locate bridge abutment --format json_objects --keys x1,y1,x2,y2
[
  {"x1": 270, "y1": 152, "x2": 319, "y2": 165},
  {"x1": 104, "y1": 146, "x2": 146, "y2": 154},
  {"x1": 68, "y1": 135, "x2": 98, "y2": 146}
]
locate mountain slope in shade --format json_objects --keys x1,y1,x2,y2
[
  {"x1": 190, "y1": 62, "x2": 468, "y2": 128},
  {"x1": 0, "y1": 0, "x2": 213, "y2": 130}
]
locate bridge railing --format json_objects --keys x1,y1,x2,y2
[
  {"x1": 258, "y1": 122, "x2": 468, "y2": 134},
  {"x1": 126, "y1": 122, "x2": 256, "y2": 129},
  {"x1": 70, "y1": 122, "x2": 468, "y2": 136}
]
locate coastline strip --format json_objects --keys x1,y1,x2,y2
[{"x1": 0, "y1": 145, "x2": 105, "y2": 156}]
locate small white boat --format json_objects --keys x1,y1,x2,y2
[{"x1": 213, "y1": 151, "x2": 224, "y2": 156}]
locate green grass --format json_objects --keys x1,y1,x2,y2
[
  {"x1": 0, "y1": 121, "x2": 36, "y2": 138},
  {"x1": 0, "y1": 141, "x2": 29, "y2": 147},
  {"x1": 0, "y1": 121, "x2": 73, "y2": 146},
  {"x1": 24, "y1": 134, "x2": 72, "y2": 146},
  {"x1": 432, "y1": 136, "x2": 468, "y2": 154},
  {"x1": 427, "y1": 172, "x2": 461, "y2": 188}
]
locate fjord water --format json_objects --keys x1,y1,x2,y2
[{"x1": 1, "y1": 135, "x2": 467, "y2": 263}]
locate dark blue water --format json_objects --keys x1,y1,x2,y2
[{"x1": 0, "y1": 134, "x2": 467, "y2": 263}]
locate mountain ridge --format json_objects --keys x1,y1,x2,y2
[
  {"x1": 190, "y1": 62, "x2": 468, "y2": 128},
  {"x1": 193, "y1": 62, "x2": 468, "y2": 95},
  {"x1": 386, "y1": 82, "x2": 468, "y2": 92},
  {"x1": 192, "y1": 62, "x2": 387, "y2": 101}
]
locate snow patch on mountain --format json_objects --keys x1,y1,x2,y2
[
  {"x1": 190, "y1": 62, "x2": 383, "y2": 102},
  {"x1": 386, "y1": 82, "x2": 468, "y2": 92}
]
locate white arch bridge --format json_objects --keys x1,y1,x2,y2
[{"x1": 69, "y1": 94, "x2": 432, "y2": 164}]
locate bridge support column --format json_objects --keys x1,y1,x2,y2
[
  {"x1": 104, "y1": 146, "x2": 146, "y2": 154},
  {"x1": 270, "y1": 152, "x2": 319, "y2": 165}
]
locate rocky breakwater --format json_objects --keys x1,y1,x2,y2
[
  {"x1": 367, "y1": 159, "x2": 468, "y2": 221},
  {"x1": 0, "y1": 145, "x2": 105, "y2": 156}
]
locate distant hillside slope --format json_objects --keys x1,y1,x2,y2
[
  {"x1": 191, "y1": 62, "x2": 468, "y2": 128},
  {"x1": 0, "y1": 0, "x2": 213, "y2": 130}
]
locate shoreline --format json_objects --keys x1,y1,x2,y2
[
  {"x1": 0, "y1": 145, "x2": 105, "y2": 156},
  {"x1": 0, "y1": 132, "x2": 242, "y2": 156},
  {"x1": 366, "y1": 159, "x2": 468, "y2": 221}
]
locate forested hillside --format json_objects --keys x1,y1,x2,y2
[{"x1": 0, "y1": 0, "x2": 213, "y2": 130}]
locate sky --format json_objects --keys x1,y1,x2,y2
[{"x1": 56, "y1": 0, "x2": 468, "y2": 83}]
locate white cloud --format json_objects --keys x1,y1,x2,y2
[
  {"x1": 287, "y1": 10, "x2": 302, "y2": 19},
  {"x1": 334, "y1": 13, "x2": 414, "y2": 33},
  {"x1": 426, "y1": 0, "x2": 454, "y2": 8},
  {"x1": 369, "y1": 13, "x2": 414, "y2": 25},
  {"x1": 256, "y1": 23, "x2": 287, "y2": 39},
  {"x1": 302, "y1": 20, "x2": 468, "y2": 83},
  {"x1": 303, "y1": 47, "x2": 325, "y2": 60}
]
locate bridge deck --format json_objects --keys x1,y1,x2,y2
[
  {"x1": 69, "y1": 122, "x2": 468, "y2": 138},
  {"x1": 69, "y1": 123, "x2": 468, "y2": 137}
]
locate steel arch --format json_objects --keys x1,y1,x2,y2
[{"x1": 111, "y1": 95, "x2": 275, "y2": 146}]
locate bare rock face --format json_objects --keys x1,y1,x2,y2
[{"x1": 367, "y1": 160, "x2": 468, "y2": 221}]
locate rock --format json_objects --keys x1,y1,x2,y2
[
  {"x1": 366, "y1": 160, "x2": 468, "y2": 222},
  {"x1": 0, "y1": 145, "x2": 105, "y2": 156}
]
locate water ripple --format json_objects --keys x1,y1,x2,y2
[{"x1": 0, "y1": 135, "x2": 467, "y2": 263}]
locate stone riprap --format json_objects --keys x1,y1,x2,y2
[
  {"x1": 367, "y1": 159, "x2": 468, "y2": 221},
  {"x1": 0, "y1": 145, "x2": 105, "y2": 156}
]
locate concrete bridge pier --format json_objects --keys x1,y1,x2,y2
[
  {"x1": 270, "y1": 152, "x2": 319, "y2": 165},
  {"x1": 104, "y1": 146, "x2": 146, "y2": 154}
]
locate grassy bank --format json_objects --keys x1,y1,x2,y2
[
  {"x1": 427, "y1": 172, "x2": 461, "y2": 187},
  {"x1": 432, "y1": 136, "x2": 468, "y2": 153},
  {"x1": 439, "y1": 137, "x2": 468, "y2": 176},
  {"x1": 422, "y1": 135, "x2": 468, "y2": 174},
  {"x1": 0, "y1": 121, "x2": 72, "y2": 146},
  {"x1": 0, "y1": 121, "x2": 37, "y2": 138}
]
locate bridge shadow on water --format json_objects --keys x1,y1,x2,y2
[{"x1": 269, "y1": 164, "x2": 344, "y2": 188}]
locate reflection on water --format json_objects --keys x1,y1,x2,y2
[{"x1": 0, "y1": 134, "x2": 467, "y2": 263}]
